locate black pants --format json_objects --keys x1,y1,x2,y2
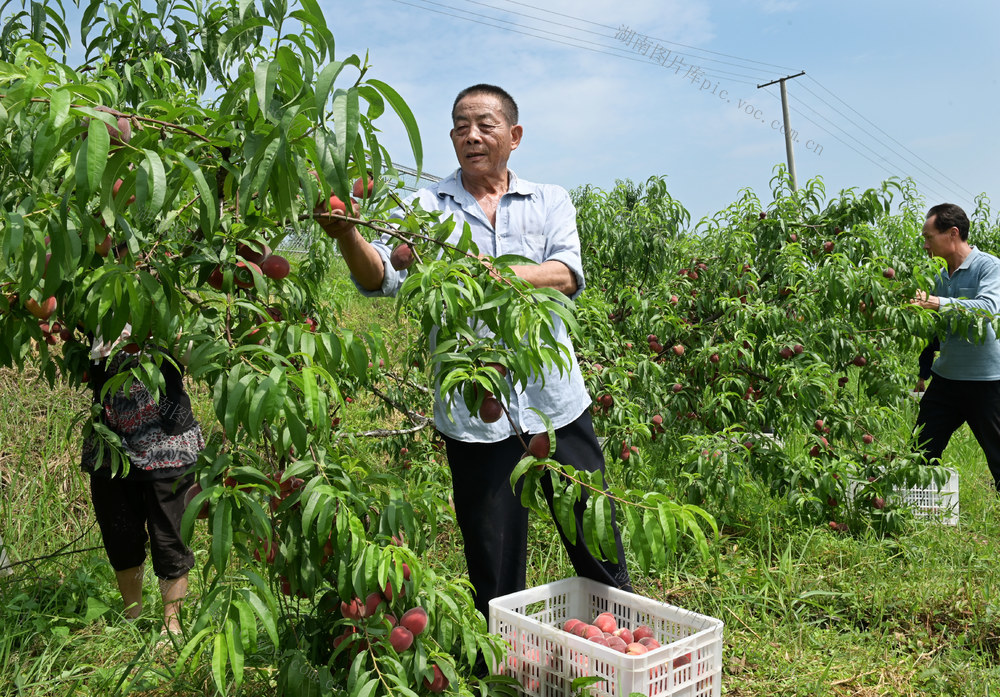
[
  {"x1": 915, "y1": 374, "x2": 1000, "y2": 489},
  {"x1": 443, "y1": 411, "x2": 632, "y2": 619},
  {"x1": 89, "y1": 471, "x2": 196, "y2": 579}
]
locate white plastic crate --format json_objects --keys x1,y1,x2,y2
[
  {"x1": 848, "y1": 467, "x2": 959, "y2": 525},
  {"x1": 488, "y1": 577, "x2": 723, "y2": 697},
  {"x1": 892, "y1": 467, "x2": 959, "y2": 525}
]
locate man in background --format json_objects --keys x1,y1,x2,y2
[{"x1": 911, "y1": 203, "x2": 1000, "y2": 489}]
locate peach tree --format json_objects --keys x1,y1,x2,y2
[
  {"x1": 573, "y1": 172, "x2": 999, "y2": 536},
  {"x1": 0, "y1": 1, "x2": 716, "y2": 694}
]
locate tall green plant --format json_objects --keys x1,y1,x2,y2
[{"x1": 573, "y1": 169, "x2": 998, "y2": 532}]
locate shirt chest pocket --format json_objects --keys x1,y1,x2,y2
[
  {"x1": 955, "y1": 285, "x2": 976, "y2": 299},
  {"x1": 501, "y1": 227, "x2": 547, "y2": 261}
]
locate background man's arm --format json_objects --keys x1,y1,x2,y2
[{"x1": 912, "y1": 262, "x2": 1000, "y2": 313}]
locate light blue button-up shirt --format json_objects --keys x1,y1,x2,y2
[
  {"x1": 932, "y1": 246, "x2": 1000, "y2": 380},
  {"x1": 353, "y1": 168, "x2": 591, "y2": 442}
]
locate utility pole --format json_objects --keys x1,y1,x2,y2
[{"x1": 758, "y1": 71, "x2": 805, "y2": 191}]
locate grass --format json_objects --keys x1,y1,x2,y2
[{"x1": 4, "y1": 262, "x2": 1000, "y2": 695}]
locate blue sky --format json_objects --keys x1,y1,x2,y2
[{"x1": 320, "y1": 0, "x2": 1000, "y2": 223}]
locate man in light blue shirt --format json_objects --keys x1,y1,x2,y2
[
  {"x1": 911, "y1": 203, "x2": 1000, "y2": 489},
  {"x1": 319, "y1": 84, "x2": 631, "y2": 618}
]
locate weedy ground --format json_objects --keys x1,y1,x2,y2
[{"x1": 2, "y1": 260, "x2": 999, "y2": 695}]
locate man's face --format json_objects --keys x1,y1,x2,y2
[
  {"x1": 921, "y1": 215, "x2": 956, "y2": 258},
  {"x1": 450, "y1": 93, "x2": 522, "y2": 180}
]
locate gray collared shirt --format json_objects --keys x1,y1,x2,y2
[
  {"x1": 354, "y1": 168, "x2": 591, "y2": 442},
  {"x1": 932, "y1": 246, "x2": 1000, "y2": 380}
]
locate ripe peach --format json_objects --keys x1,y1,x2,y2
[
  {"x1": 237, "y1": 241, "x2": 269, "y2": 265},
  {"x1": 26, "y1": 296, "x2": 57, "y2": 321},
  {"x1": 626, "y1": 642, "x2": 648, "y2": 655},
  {"x1": 528, "y1": 432, "x2": 550, "y2": 458},
  {"x1": 323, "y1": 193, "x2": 348, "y2": 215},
  {"x1": 672, "y1": 344, "x2": 685, "y2": 356},
  {"x1": 233, "y1": 261, "x2": 260, "y2": 289},
  {"x1": 588, "y1": 635, "x2": 610, "y2": 647},
  {"x1": 340, "y1": 597, "x2": 364, "y2": 620},
  {"x1": 638, "y1": 636, "x2": 661, "y2": 649},
  {"x1": 261, "y1": 254, "x2": 290, "y2": 280},
  {"x1": 364, "y1": 592, "x2": 383, "y2": 617},
  {"x1": 423, "y1": 665, "x2": 448, "y2": 693},
  {"x1": 479, "y1": 396, "x2": 503, "y2": 423},
  {"x1": 207, "y1": 267, "x2": 225, "y2": 290},
  {"x1": 92, "y1": 105, "x2": 132, "y2": 146},
  {"x1": 184, "y1": 482, "x2": 209, "y2": 519},
  {"x1": 606, "y1": 635, "x2": 628, "y2": 652},
  {"x1": 612, "y1": 627, "x2": 633, "y2": 644},
  {"x1": 352, "y1": 175, "x2": 375, "y2": 198},
  {"x1": 583, "y1": 624, "x2": 603, "y2": 640},
  {"x1": 389, "y1": 626, "x2": 413, "y2": 652},
  {"x1": 563, "y1": 618, "x2": 583, "y2": 635},
  {"x1": 632, "y1": 625, "x2": 654, "y2": 641},
  {"x1": 594, "y1": 612, "x2": 617, "y2": 633},
  {"x1": 111, "y1": 178, "x2": 135, "y2": 205},
  {"x1": 390, "y1": 243, "x2": 414, "y2": 271},
  {"x1": 400, "y1": 606, "x2": 428, "y2": 637},
  {"x1": 253, "y1": 538, "x2": 277, "y2": 564},
  {"x1": 95, "y1": 234, "x2": 113, "y2": 257},
  {"x1": 673, "y1": 652, "x2": 691, "y2": 668}
]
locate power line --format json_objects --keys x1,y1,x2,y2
[
  {"x1": 754, "y1": 80, "x2": 971, "y2": 204},
  {"x1": 449, "y1": 0, "x2": 793, "y2": 77},
  {"x1": 492, "y1": 0, "x2": 799, "y2": 73},
  {"x1": 804, "y1": 75, "x2": 978, "y2": 201},
  {"x1": 385, "y1": 0, "x2": 767, "y2": 84},
  {"x1": 792, "y1": 82, "x2": 969, "y2": 203},
  {"x1": 758, "y1": 87, "x2": 955, "y2": 204}
]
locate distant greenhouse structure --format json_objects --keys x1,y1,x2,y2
[
  {"x1": 395, "y1": 163, "x2": 442, "y2": 193},
  {"x1": 279, "y1": 164, "x2": 441, "y2": 254}
]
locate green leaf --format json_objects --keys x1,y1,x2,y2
[
  {"x1": 354, "y1": 678, "x2": 379, "y2": 697},
  {"x1": 366, "y1": 78, "x2": 422, "y2": 169},
  {"x1": 225, "y1": 616, "x2": 245, "y2": 688},
  {"x1": 83, "y1": 597, "x2": 110, "y2": 622},
  {"x1": 243, "y1": 588, "x2": 279, "y2": 647},
  {"x1": 180, "y1": 156, "x2": 218, "y2": 232},
  {"x1": 84, "y1": 116, "x2": 110, "y2": 194},
  {"x1": 212, "y1": 632, "x2": 228, "y2": 694},
  {"x1": 141, "y1": 149, "x2": 167, "y2": 215},
  {"x1": 314, "y1": 61, "x2": 347, "y2": 116},
  {"x1": 48, "y1": 86, "x2": 69, "y2": 129},
  {"x1": 254, "y1": 59, "x2": 279, "y2": 116},
  {"x1": 218, "y1": 17, "x2": 270, "y2": 60},
  {"x1": 235, "y1": 598, "x2": 257, "y2": 653},
  {"x1": 211, "y1": 496, "x2": 233, "y2": 572},
  {"x1": 331, "y1": 87, "x2": 359, "y2": 186}
]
